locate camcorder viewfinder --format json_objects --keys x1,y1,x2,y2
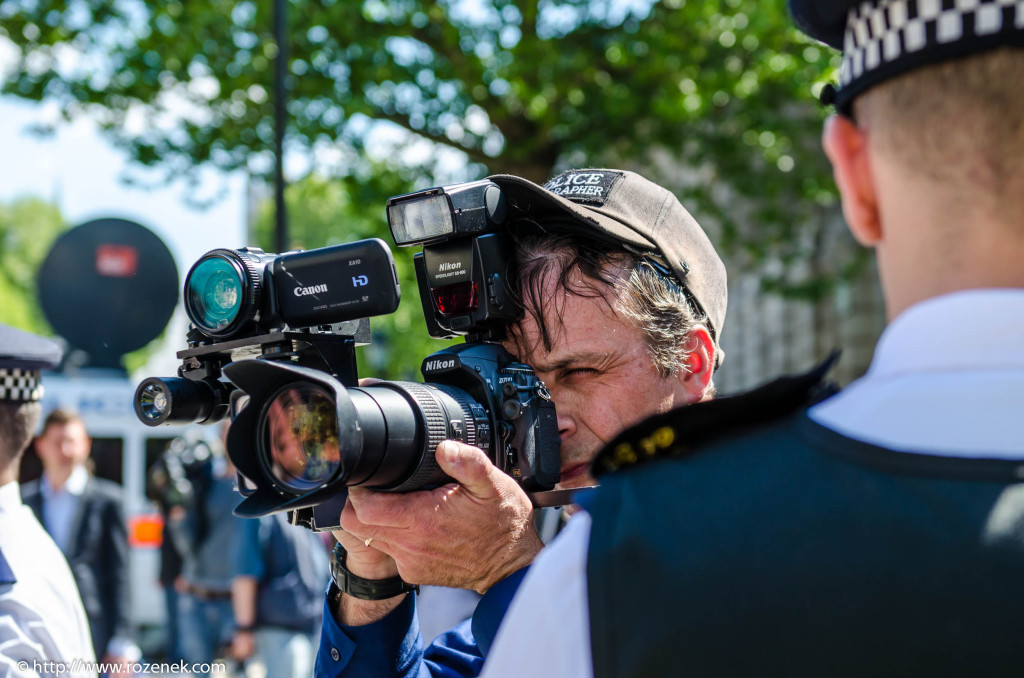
[{"x1": 136, "y1": 183, "x2": 562, "y2": 532}]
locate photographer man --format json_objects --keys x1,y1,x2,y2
[
  {"x1": 315, "y1": 168, "x2": 727, "y2": 677},
  {"x1": 483, "y1": 2, "x2": 1024, "y2": 676},
  {"x1": 0, "y1": 324, "x2": 96, "y2": 674}
]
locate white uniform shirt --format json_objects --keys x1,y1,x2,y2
[
  {"x1": 0, "y1": 481, "x2": 97, "y2": 677},
  {"x1": 482, "y1": 289, "x2": 1024, "y2": 678}
]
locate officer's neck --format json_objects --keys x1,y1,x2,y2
[
  {"x1": 873, "y1": 170, "x2": 1024, "y2": 320},
  {"x1": 0, "y1": 466, "x2": 16, "y2": 487}
]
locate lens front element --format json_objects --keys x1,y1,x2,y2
[
  {"x1": 186, "y1": 256, "x2": 244, "y2": 333},
  {"x1": 137, "y1": 381, "x2": 170, "y2": 422},
  {"x1": 262, "y1": 383, "x2": 341, "y2": 492}
]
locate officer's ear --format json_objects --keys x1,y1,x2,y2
[
  {"x1": 822, "y1": 114, "x2": 883, "y2": 246},
  {"x1": 678, "y1": 326, "x2": 714, "y2": 403}
]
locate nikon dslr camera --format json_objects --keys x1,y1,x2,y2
[{"x1": 135, "y1": 181, "x2": 560, "y2": 530}]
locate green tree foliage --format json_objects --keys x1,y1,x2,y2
[
  {"x1": 251, "y1": 167, "x2": 456, "y2": 380},
  {"x1": 0, "y1": 196, "x2": 65, "y2": 333},
  {"x1": 1, "y1": 0, "x2": 856, "y2": 295}
]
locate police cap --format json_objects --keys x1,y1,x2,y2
[
  {"x1": 790, "y1": 0, "x2": 1024, "y2": 111},
  {"x1": 0, "y1": 323, "x2": 62, "y2": 403}
]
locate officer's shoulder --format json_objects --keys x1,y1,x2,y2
[{"x1": 593, "y1": 352, "x2": 840, "y2": 477}]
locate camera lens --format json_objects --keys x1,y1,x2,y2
[
  {"x1": 261, "y1": 382, "x2": 342, "y2": 492},
  {"x1": 137, "y1": 381, "x2": 170, "y2": 421},
  {"x1": 185, "y1": 256, "x2": 244, "y2": 334}
]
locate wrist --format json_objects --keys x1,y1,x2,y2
[
  {"x1": 478, "y1": 531, "x2": 544, "y2": 593},
  {"x1": 343, "y1": 552, "x2": 401, "y2": 581},
  {"x1": 331, "y1": 582, "x2": 406, "y2": 626},
  {"x1": 330, "y1": 543, "x2": 418, "y2": 601}
]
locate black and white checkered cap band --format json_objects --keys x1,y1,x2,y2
[
  {"x1": 0, "y1": 368, "x2": 44, "y2": 402},
  {"x1": 836, "y1": 0, "x2": 1024, "y2": 107}
]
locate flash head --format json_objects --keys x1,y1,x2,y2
[{"x1": 386, "y1": 180, "x2": 507, "y2": 247}]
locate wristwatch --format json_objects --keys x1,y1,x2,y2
[{"x1": 329, "y1": 542, "x2": 419, "y2": 601}]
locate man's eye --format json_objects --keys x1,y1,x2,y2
[{"x1": 562, "y1": 367, "x2": 596, "y2": 379}]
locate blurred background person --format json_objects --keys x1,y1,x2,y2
[
  {"x1": 230, "y1": 510, "x2": 330, "y2": 678},
  {"x1": 144, "y1": 438, "x2": 188, "y2": 664},
  {"x1": 22, "y1": 408, "x2": 140, "y2": 669},
  {"x1": 157, "y1": 425, "x2": 244, "y2": 674}
]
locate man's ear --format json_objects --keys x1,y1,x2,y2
[
  {"x1": 678, "y1": 326, "x2": 715, "y2": 402},
  {"x1": 822, "y1": 114, "x2": 883, "y2": 246}
]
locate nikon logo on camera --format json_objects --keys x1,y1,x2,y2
[
  {"x1": 294, "y1": 283, "x2": 329, "y2": 296},
  {"x1": 423, "y1": 358, "x2": 459, "y2": 373}
]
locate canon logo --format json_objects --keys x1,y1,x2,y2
[
  {"x1": 424, "y1": 359, "x2": 456, "y2": 372},
  {"x1": 294, "y1": 283, "x2": 328, "y2": 296}
]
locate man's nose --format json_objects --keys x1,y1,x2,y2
[
  {"x1": 555, "y1": 404, "x2": 576, "y2": 441},
  {"x1": 545, "y1": 383, "x2": 575, "y2": 440}
]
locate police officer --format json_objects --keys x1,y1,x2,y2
[
  {"x1": 483, "y1": 2, "x2": 1024, "y2": 676},
  {"x1": 0, "y1": 324, "x2": 97, "y2": 676}
]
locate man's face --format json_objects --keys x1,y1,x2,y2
[
  {"x1": 503, "y1": 266, "x2": 698, "y2": 490},
  {"x1": 35, "y1": 420, "x2": 91, "y2": 472}
]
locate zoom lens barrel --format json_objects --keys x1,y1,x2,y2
[{"x1": 222, "y1": 359, "x2": 494, "y2": 517}]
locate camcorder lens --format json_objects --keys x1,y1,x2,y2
[
  {"x1": 186, "y1": 257, "x2": 243, "y2": 333},
  {"x1": 262, "y1": 383, "x2": 342, "y2": 492}
]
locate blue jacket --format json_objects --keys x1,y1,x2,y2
[{"x1": 315, "y1": 568, "x2": 528, "y2": 677}]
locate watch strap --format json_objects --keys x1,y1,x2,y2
[{"x1": 330, "y1": 542, "x2": 418, "y2": 601}]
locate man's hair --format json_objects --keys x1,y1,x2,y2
[
  {"x1": 853, "y1": 47, "x2": 1024, "y2": 222},
  {"x1": 506, "y1": 221, "x2": 713, "y2": 386},
  {"x1": 0, "y1": 401, "x2": 42, "y2": 472},
  {"x1": 41, "y1": 408, "x2": 86, "y2": 435}
]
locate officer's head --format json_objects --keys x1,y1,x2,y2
[
  {"x1": 0, "y1": 324, "x2": 62, "y2": 483},
  {"x1": 485, "y1": 169, "x2": 727, "y2": 489},
  {"x1": 790, "y1": 1, "x2": 1024, "y2": 316}
]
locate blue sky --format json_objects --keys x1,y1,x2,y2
[{"x1": 0, "y1": 96, "x2": 248, "y2": 279}]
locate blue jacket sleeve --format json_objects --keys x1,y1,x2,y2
[
  {"x1": 315, "y1": 585, "x2": 481, "y2": 678},
  {"x1": 315, "y1": 568, "x2": 530, "y2": 678}
]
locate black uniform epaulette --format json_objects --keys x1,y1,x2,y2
[{"x1": 592, "y1": 351, "x2": 841, "y2": 477}]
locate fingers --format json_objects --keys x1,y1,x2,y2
[
  {"x1": 345, "y1": 486, "x2": 416, "y2": 529},
  {"x1": 435, "y1": 440, "x2": 503, "y2": 500}
]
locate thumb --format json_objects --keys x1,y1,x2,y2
[{"x1": 435, "y1": 440, "x2": 501, "y2": 499}]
